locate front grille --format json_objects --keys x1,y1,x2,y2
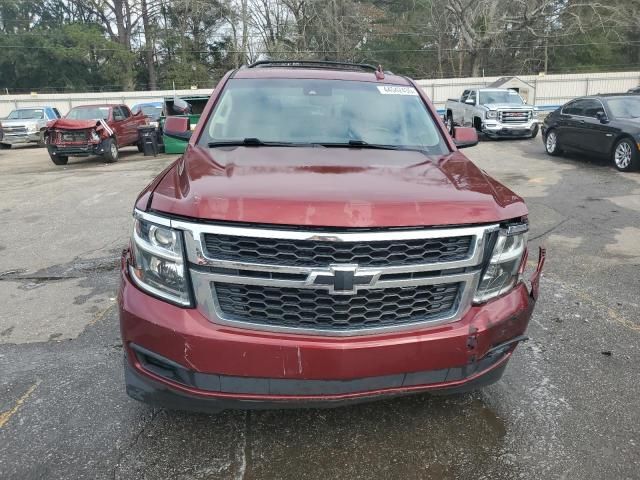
[
  {"x1": 213, "y1": 282, "x2": 461, "y2": 331},
  {"x1": 203, "y1": 234, "x2": 473, "y2": 267},
  {"x1": 56, "y1": 130, "x2": 88, "y2": 143},
  {"x1": 5, "y1": 126, "x2": 27, "y2": 134},
  {"x1": 499, "y1": 111, "x2": 531, "y2": 124}
]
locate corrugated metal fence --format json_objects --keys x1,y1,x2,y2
[{"x1": 1, "y1": 71, "x2": 640, "y2": 117}]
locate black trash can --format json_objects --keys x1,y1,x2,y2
[{"x1": 138, "y1": 126, "x2": 158, "y2": 156}]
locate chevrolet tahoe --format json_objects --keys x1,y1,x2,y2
[{"x1": 120, "y1": 61, "x2": 545, "y2": 412}]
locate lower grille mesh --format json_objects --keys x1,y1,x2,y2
[{"x1": 213, "y1": 282, "x2": 461, "y2": 331}]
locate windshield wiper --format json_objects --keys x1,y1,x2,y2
[
  {"x1": 208, "y1": 138, "x2": 302, "y2": 148},
  {"x1": 320, "y1": 140, "x2": 420, "y2": 151}
]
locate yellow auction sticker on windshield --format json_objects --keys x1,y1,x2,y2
[{"x1": 377, "y1": 86, "x2": 419, "y2": 96}]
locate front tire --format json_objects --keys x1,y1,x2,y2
[
  {"x1": 38, "y1": 130, "x2": 46, "y2": 147},
  {"x1": 445, "y1": 112, "x2": 454, "y2": 136},
  {"x1": 0, "y1": 143, "x2": 12, "y2": 150},
  {"x1": 530, "y1": 124, "x2": 540, "y2": 139},
  {"x1": 613, "y1": 138, "x2": 639, "y2": 172},
  {"x1": 49, "y1": 154, "x2": 68, "y2": 165},
  {"x1": 544, "y1": 129, "x2": 562, "y2": 156},
  {"x1": 102, "y1": 138, "x2": 119, "y2": 163}
]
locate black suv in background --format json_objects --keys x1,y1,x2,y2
[{"x1": 542, "y1": 94, "x2": 640, "y2": 172}]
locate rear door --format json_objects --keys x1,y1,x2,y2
[
  {"x1": 558, "y1": 99, "x2": 586, "y2": 148},
  {"x1": 464, "y1": 90, "x2": 478, "y2": 127},
  {"x1": 454, "y1": 90, "x2": 470, "y2": 125}
]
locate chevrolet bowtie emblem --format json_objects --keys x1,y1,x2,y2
[{"x1": 306, "y1": 264, "x2": 380, "y2": 295}]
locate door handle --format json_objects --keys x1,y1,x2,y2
[{"x1": 579, "y1": 120, "x2": 586, "y2": 124}]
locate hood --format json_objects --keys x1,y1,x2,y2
[
  {"x1": 47, "y1": 118, "x2": 101, "y2": 130},
  {"x1": 149, "y1": 145, "x2": 527, "y2": 228},
  {"x1": 483, "y1": 103, "x2": 533, "y2": 111}
]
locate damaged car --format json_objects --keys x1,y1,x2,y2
[{"x1": 45, "y1": 104, "x2": 148, "y2": 165}]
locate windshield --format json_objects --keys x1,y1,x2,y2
[
  {"x1": 137, "y1": 105, "x2": 163, "y2": 118},
  {"x1": 199, "y1": 79, "x2": 448, "y2": 154},
  {"x1": 606, "y1": 96, "x2": 640, "y2": 119},
  {"x1": 479, "y1": 90, "x2": 524, "y2": 105},
  {"x1": 66, "y1": 106, "x2": 110, "y2": 121},
  {"x1": 132, "y1": 105, "x2": 162, "y2": 118},
  {"x1": 7, "y1": 109, "x2": 44, "y2": 120}
]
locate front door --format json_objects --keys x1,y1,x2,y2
[{"x1": 572, "y1": 99, "x2": 615, "y2": 154}]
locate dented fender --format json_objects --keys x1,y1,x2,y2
[{"x1": 530, "y1": 246, "x2": 546, "y2": 300}]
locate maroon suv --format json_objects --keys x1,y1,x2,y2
[{"x1": 119, "y1": 61, "x2": 544, "y2": 412}]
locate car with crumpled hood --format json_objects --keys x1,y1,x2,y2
[{"x1": 45, "y1": 104, "x2": 148, "y2": 165}]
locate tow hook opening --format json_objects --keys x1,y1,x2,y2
[{"x1": 484, "y1": 335, "x2": 529, "y2": 359}]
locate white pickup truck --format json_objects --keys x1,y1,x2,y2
[{"x1": 444, "y1": 88, "x2": 538, "y2": 139}]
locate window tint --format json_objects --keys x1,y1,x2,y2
[
  {"x1": 461, "y1": 90, "x2": 469, "y2": 102},
  {"x1": 200, "y1": 78, "x2": 448, "y2": 154},
  {"x1": 581, "y1": 99, "x2": 603, "y2": 118},
  {"x1": 563, "y1": 100, "x2": 584, "y2": 116},
  {"x1": 120, "y1": 106, "x2": 131, "y2": 118}
]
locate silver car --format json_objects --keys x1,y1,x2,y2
[{"x1": 0, "y1": 107, "x2": 61, "y2": 149}]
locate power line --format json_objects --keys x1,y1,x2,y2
[{"x1": 1, "y1": 39, "x2": 639, "y2": 53}]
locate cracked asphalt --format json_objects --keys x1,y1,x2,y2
[{"x1": 1, "y1": 140, "x2": 639, "y2": 479}]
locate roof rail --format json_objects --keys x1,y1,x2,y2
[{"x1": 247, "y1": 60, "x2": 379, "y2": 72}]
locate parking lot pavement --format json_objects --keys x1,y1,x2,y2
[{"x1": 1, "y1": 141, "x2": 639, "y2": 479}]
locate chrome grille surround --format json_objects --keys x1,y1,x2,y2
[
  {"x1": 135, "y1": 210, "x2": 499, "y2": 336},
  {"x1": 498, "y1": 110, "x2": 532, "y2": 124}
]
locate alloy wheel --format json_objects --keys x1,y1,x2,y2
[
  {"x1": 546, "y1": 131, "x2": 557, "y2": 153},
  {"x1": 614, "y1": 142, "x2": 632, "y2": 169}
]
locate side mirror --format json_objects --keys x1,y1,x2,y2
[
  {"x1": 596, "y1": 111, "x2": 608, "y2": 123},
  {"x1": 453, "y1": 127, "x2": 479, "y2": 149},
  {"x1": 164, "y1": 116, "x2": 192, "y2": 140},
  {"x1": 113, "y1": 115, "x2": 124, "y2": 122},
  {"x1": 465, "y1": 98, "x2": 476, "y2": 105}
]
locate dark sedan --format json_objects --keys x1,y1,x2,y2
[{"x1": 542, "y1": 94, "x2": 640, "y2": 172}]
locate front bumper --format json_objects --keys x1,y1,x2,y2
[
  {"x1": 482, "y1": 120, "x2": 538, "y2": 137},
  {"x1": 1, "y1": 132, "x2": 41, "y2": 144},
  {"x1": 119, "y1": 248, "x2": 545, "y2": 411},
  {"x1": 48, "y1": 143, "x2": 103, "y2": 157}
]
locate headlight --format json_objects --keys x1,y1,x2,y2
[
  {"x1": 474, "y1": 224, "x2": 528, "y2": 303},
  {"x1": 129, "y1": 215, "x2": 191, "y2": 306},
  {"x1": 90, "y1": 130, "x2": 100, "y2": 142},
  {"x1": 486, "y1": 111, "x2": 497, "y2": 119},
  {"x1": 27, "y1": 124, "x2": 38, "y2": 132}
]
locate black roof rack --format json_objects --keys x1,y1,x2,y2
[{"x1": 247, "y1": 60, "x2": 378, "y2": 72}]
